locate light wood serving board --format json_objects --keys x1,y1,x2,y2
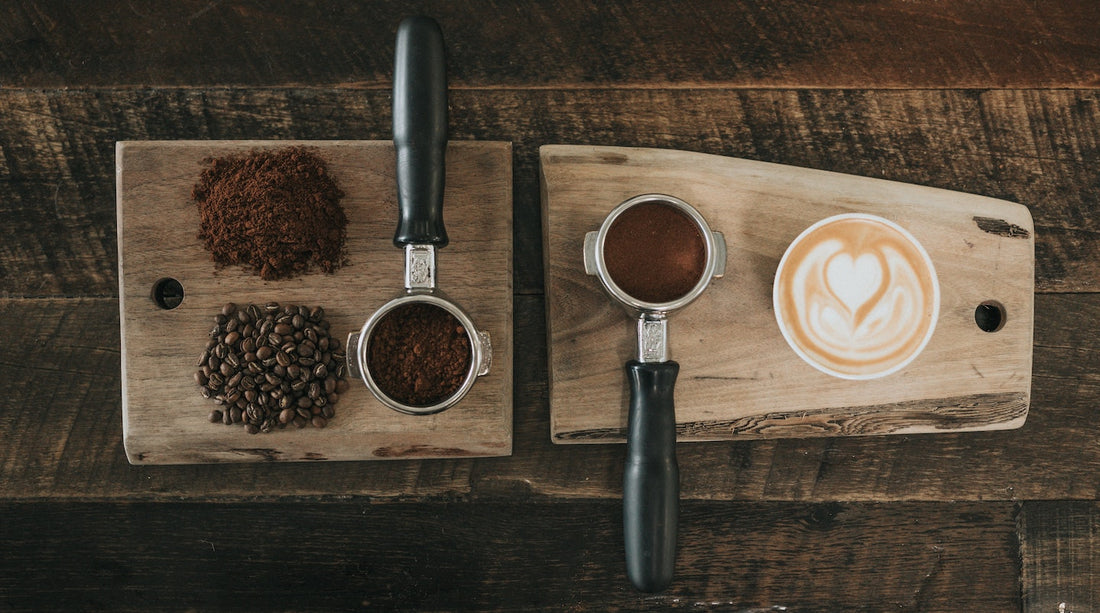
[
  {"x1": 541, "y1": 145, "x2": 1033, "y2": 443},
  {"x1": 118, "y1": 140, "x2": 512, "y2": 464}
]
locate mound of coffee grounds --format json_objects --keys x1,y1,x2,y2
[
  {"x1": 196, "y1": 302, "x2": 349, "y2": 434},
  {"x1": 194, "y1": 146, "x2": 348, "y2": 280},
  {"x1": 367, "y1": 302, "x2": 472, "y2": 407}
]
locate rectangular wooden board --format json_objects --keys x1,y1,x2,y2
[
  {"x1": 541, "y1": 145, "x2": 1033, "y2": 443},
  {"x1": 118, "y1": 140, "x2": 512, "y2": 464}
]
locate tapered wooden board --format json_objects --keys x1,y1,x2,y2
[
  {"x1": 541, "y1": 145, "x2": 1033, "y2": 443},
  {"x1": 118, "y1": 140, "x2": 512, "y2": 464}
]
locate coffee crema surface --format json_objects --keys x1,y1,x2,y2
[{"x1": 773, "y1": 213, "x2": 940, "y2": 379}]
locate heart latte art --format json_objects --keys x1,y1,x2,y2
[{"x1": 774, "y1": 214, "x2": 939, "y2": 379}]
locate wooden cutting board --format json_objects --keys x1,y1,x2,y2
[
  {"x1": 541, "y1": 145, "x2": 1033, "y2": 443},
  {"x1": 118, "y1": 140, "x2": 512, "y2": 464}
]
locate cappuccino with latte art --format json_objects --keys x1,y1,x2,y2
[{"x1": 773, "y1": 214, "x2": 939, "y2": 379}]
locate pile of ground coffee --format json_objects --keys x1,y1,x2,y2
[
  {"x1": 366, "y1": 302, "x2": 472, "y2": 407},
  {"x1": 603, "y1": 201, "x2": 707, "y2": 304},
  {"x1": 194, "y1": 147, "x2": 348, "y2": 280},
  {"x1": 195, "y1": 302, "x2": 349, "y2": 434}
]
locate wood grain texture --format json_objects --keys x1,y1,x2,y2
[
  {"x1": 2, "y1": 88, "x2": 1099, "y2": 298},
  {"x1": 117, "y1": 140, "x2": 512, "y2": 463},
  {"x1": 1019, "y1": 502, "x2": 1100, "y2": 613},
  {"x1": 2, "y1": 292, "x2": 1099, "y2": 502},
  {"x1": 542, "y1": 145, "x2": 1033, "y2": 442},
  {"x1": 0, "y1": 500, "x2": 1021, "y2": 611},
  {"x1": 2, "y1": 0, "x2": 1098, "y2": 88}
]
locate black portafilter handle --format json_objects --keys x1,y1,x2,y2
[
  {"x1": 392, "y1": 16, "x2": 448, "y2": 248},
  {"x1": 623, "y1": 359, "x2": 680, "y2": 592}
]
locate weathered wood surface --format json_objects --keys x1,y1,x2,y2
[
  {"x1": 2, "y1": 0, "x2": 1098, "y2": 88},
  {"x1": 2, "y1": 292, "x2": 1098, "y2": 502},
  {"x1": 542, "y1": 145, "x2": 1033, "y2": 442},
  {"x1": 3, "y1": 1, "x2": 1099, "y2": 610},
  {"x1": 1, "y1": 89, "x2": 1099, "y2": 299},
  {"x1": 117, "y1": 140, "x2": 513, "y2": 463},
  {"x1": 0, "y1": 501, "x2": 1021, "y2": 612},
  {"x1": 1019, "y1": 502, "x2": 1100, "y2": 613}
]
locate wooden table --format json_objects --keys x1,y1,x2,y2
[{"x1": 3, "y1": 2, "x2": 1099, "y2": 610}]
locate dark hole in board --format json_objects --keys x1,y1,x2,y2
[
  {"x1": 974, "y1": 301, "x2": 1005, "y2": 332},
  {"x1": 152, "y1": 277, "x2": 184, "y2": 310}
]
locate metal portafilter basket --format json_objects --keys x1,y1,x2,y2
[
  {"x1": 346, "y1": 16, "x2": 491, "y2": 416},
  {"x1": 584, "y1": 193, "x2": 726, "y2": 592}
]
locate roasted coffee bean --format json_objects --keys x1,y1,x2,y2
[
  {"x1": 225, "y1": 352, "x2": 240, "y2": 368},
  {"x1": 286, "y1": 364, "x2": 301, "y2": 379},
  {"x1": 311, "y1": 416, "x2": 327, "y2": 428},
  {"x1": 297, "y1": 396, "x2": 312, "y2": 409},
  {"x1": 223, "y1": 409, "x2": 233, "y2": 425},
  {"x1": 276, "y1": 351, "x2": 292, "y2": 367},
  {"x1": 292, "y1": 314, "x2": 304, "y2": 330},
  {"x1": 222, "y1": 302, "x2": 237, "y2": 317},
  {"x1": 309, "y1": 306, "x2": 324, "y2": 322},
  {"x1": 243, "y1": 351, "x2": 257, "y2": 364},
  {"x1": 308, "y1": 381, "x2": 320, "y2": 400},
  {"x1": 256, "y1": 346, "x2": 274, "y2": 360},
  {"x1": 313, "y1": 363, "x2": 328, "y2": 380},
  {"x1": 207, "y1": 373, "x2": 224, "y2": 388},
  {"x1": 328, "y1": 392, "x2": 340, "y2": 405},
  {"x1": 209, "y1": 409, "x2": 223, "y2": 423},
  {"x1": 224, "y1": 331, "x2": 240, "y2": 346},
  {"x1": 304, "y1": 327, "x2": 318, "y2": 344},
  {"x1": 225, "y1": 317, "x2": 239, "y2": 333},
  {"x1": 219, "y1": 361, "x2": 233, "y2": 377},
  {"x1": 196, "y1": 349, "x2": 210, "y2": 367},
  {"x1": 293, "y1": 416, "x2": 307, "y2": 428},
  {"x1": 298, "y1": 356, "x2": 315, "y2": 368},
  {"x1": 267, "y1": 332, "x2": 282, "y2": 347},
  {"x1": 281, "y1": 341, "x2": 297, "y2": 355},
  {"x1": 245, "y1": 423, "x2": 260, "y2": 435},
  {"x1": 274, "y1": 323, "x2": 293, "y2": 335},
  {"x1": 321, "y1": 404, "x2": 335, "y2": 419},
  {"x1": 227, "y1": 372, "x2": 243, "y2": 389},
  {"x1": 213, "y1": 343, "x2": 228, "y2": 359},
  {"x1": 278, "y1": 408, "x2": 295, "y2": 424},
  {"x1": 200, "y1": 386, "x2": 212, "y2": 399}
]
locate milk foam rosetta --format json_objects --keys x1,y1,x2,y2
[{"x1": 774, "y1": 215, "x2": 939, "y2": 379}]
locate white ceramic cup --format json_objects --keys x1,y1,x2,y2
[{"x1": 773, "y1": 213, "x2": 940, "y2": 380}]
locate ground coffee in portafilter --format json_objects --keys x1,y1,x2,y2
[
  {"x1": 366, "y1": 302, "x2": 472, "y2": 407},
  {"x1": 195, "y1": 302, "x2": 349, "y2": 434},
  {"x1": 194, "y1": 146, "x2": 348, "y2": 280},
  {"x1": 603, "y1": 201, "x2": 707, "y2": 304}
]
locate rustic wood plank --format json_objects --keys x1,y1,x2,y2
[
  {"x1": 1, "y1": 88, "x2": 1099, "y2": 297},
  {"x1": 116, "y1": 140, "x2": 513, "y2": 463},
  {"x1": 541, "y1": 145, "x2": 1033, "y2": 442},
  {"x1": 0, "y1": 500, "x2": 1021, "y2": 611},
  {"x1": 1019, "y1": 501, "x2": 1100, "y2": 613},
  {"x1": 2, "y1": 292, "x2": 1098, "y2": 502},
  {"x1": 2, "y1": 1, "x2": 1098, "y2": 89}
]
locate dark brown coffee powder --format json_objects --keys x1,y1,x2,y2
[
  {"x1": 603, "y1": 201, "x2": 707, "y2": 303},
  {"x1": 194, "y1": 146, "x2": 348, "y2": 280},
  {"x1": 367, "y1": 302, "x2": 472, "y2": 407}
]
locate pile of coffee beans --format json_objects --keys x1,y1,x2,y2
[{"x1": 195, "y1": 302, "x2": 349, "y2": 434}]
